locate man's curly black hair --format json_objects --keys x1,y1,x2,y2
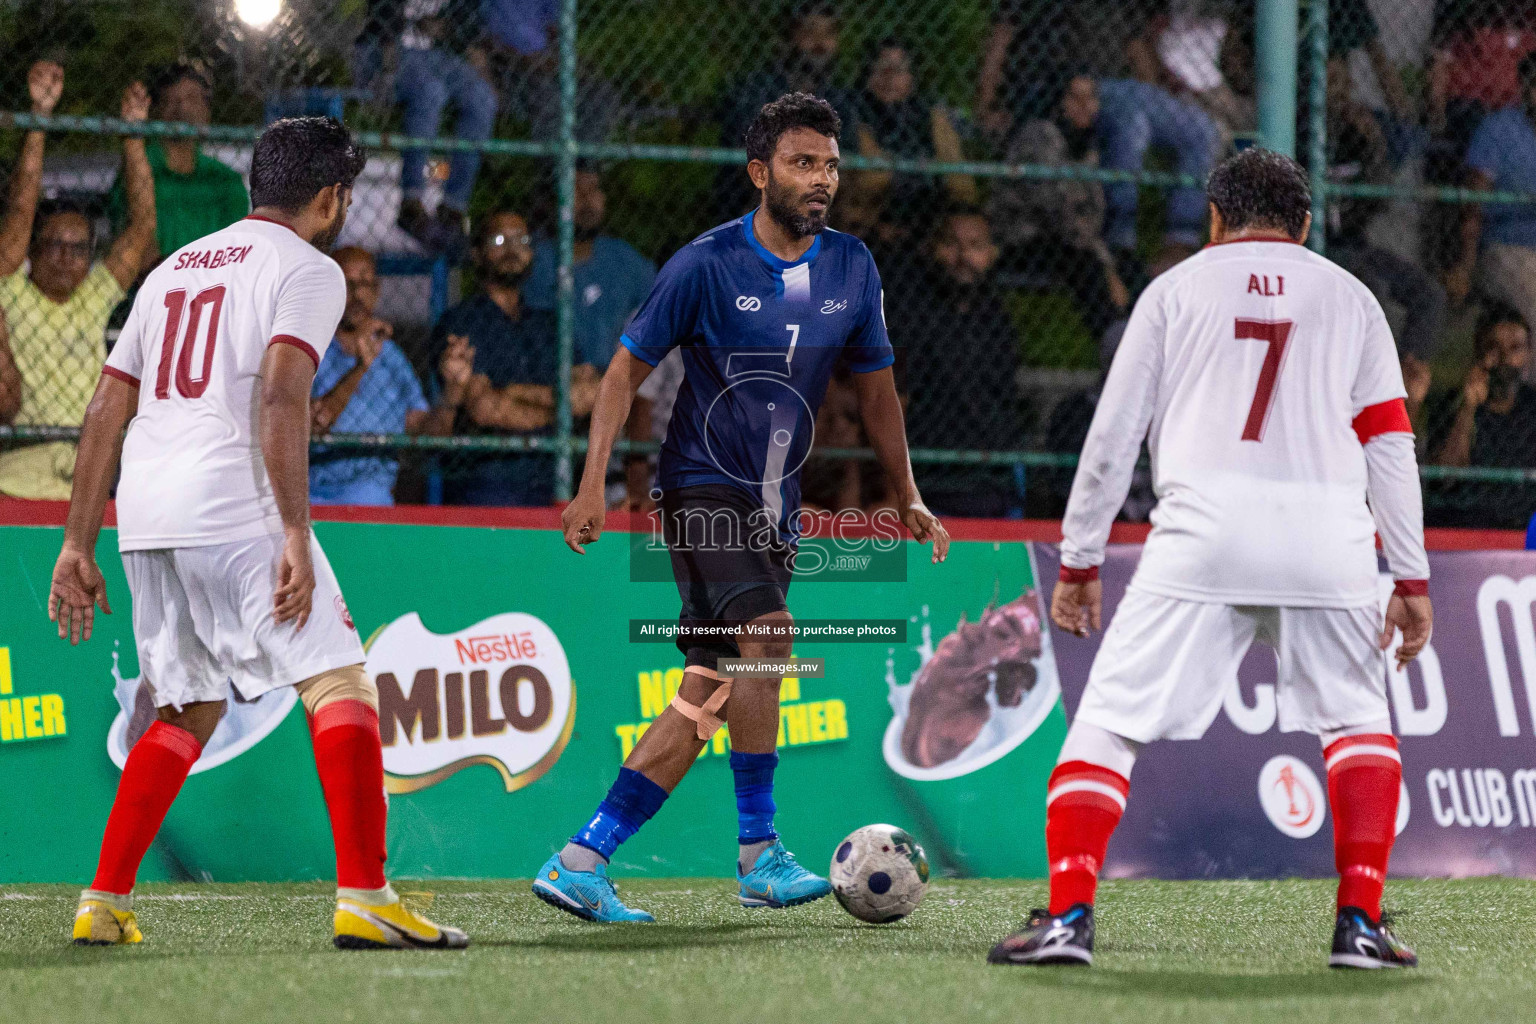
[
  {"x1": 1206, "y1": 147, "x2": 1312, "y2": 240},
  {"x1": 744, "y1": 92, "x2": 841, "y2": 164},
  {"x1": 250, "y1": 116, "x2": 366, "y2": 213}
]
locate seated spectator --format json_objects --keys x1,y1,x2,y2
[
  {"x1": 850, "y1": 38, "x2": 977, "y2": 231},
  {"x1": 432, "y1": 211, "x2": 598, "y2": 506},
  {"x1": 524, "y1": 165, "x2": 656, "y2": 368},
  {"x1": 1429, "y1": 0, "x2": 1533, "y2": 146},
  {"x1": 976, "y1": 1, "x2": 1218, "y2": 260},
  {"x1": 1327, "y1": 0, "x2": 1413, "y2": 123},
  {"x1": 1425, "y1": 304, "x2": 1536, "y2": 528},
  {"x1": 718, "y1": 3, "x2": 857, "y2": 151},
  {"x1": 1325, "y1": 60, "x2": 1446, "y2": 374},
  {"x1": 355, "y1": 0, "x2": 497, "y2": 256},
  {"x1": 309, "y1": 247, "x2": 470, "y2": 505},
  {"x1": 485, "y1": 10, "x2": 624, "y2": 145},
  {"x1": 888, "y1": 207, "x2": 1027, "y2": 517},
  {"x1": 0, "y1": 64, "x2": 155, "y2": 500},
  {"x1": 714, "y1": 2, "x2": 857, "y2": 218},
  {"x1": 1451, "y1": 52, "x2": 1536, "y2": 379},
  {"x1": 1127, "y1": 0, "x2": 1254, "y2": 146},
  {"x1": 988, "y1": 72, "x2": 1138, "y2": 345},
  {"x1": 1424, "y1": 0, "x2": 1534, "y2": 270},
  {"x1": 107, "y1": 58, "x2": 248, "y2": 272}
]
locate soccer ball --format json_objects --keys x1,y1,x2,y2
[{"x1": 829, "y1": 824, "x2": 930, "y2": 923}]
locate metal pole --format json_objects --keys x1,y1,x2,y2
[
  {"x1": 554, "y1": 0, "x2": 578, "y2": 502},
  {"x1": 1306, "y1": 0, "x2": 1329, "y2": 255},
  {"x1": 1255, "y1": 0, "x2": 1299, "y2": 157}
]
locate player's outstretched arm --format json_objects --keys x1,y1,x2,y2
[
  {"x1": 49, "y1": 373, "x2": 136, "y2": 644},
  {"x1": 260, "y1": 343, "x2": 319, "y2": 629},
  {"x1": 561, "y1": 346, "x2": 654, "y2": 553},
  {"x1": 850, "y1": 366, "x2": 948, "y2": 564}
]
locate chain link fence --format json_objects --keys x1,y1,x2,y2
[{"x1": 0, "y1": 0, "x2": 1533, "y2": 528}]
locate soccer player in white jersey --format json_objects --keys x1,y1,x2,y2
[
  {"x1": 48, "y1": 117, "x2": 466, "y2": 951},
  {"x1": 988, "y1": 150, "x2": 1432, "y2": 970}
]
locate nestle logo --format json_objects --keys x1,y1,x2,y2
[{"x1": 455, "y1": 633, "x2": 538, "y2": 664}]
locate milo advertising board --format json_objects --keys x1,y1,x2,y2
[{"x1": 0, "y1": 516, "x2": 1062, "y2": 882}]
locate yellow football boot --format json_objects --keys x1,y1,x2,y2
[
  {"x1": 333, "y1": 895, "x2": 468, "y2": 950},
  {"x1": 73, "y1": 898, "x2": 144, "y2": 946}
]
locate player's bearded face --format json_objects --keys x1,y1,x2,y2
[
  {"x1": 314, "y1": 190, "x2": 350, "y2": 251},
  {"x1": 765, "y1": 165, "x2": 834, "y2": 238}
]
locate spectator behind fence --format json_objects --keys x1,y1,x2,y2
[
  {"x1": 1428, "y1": 0, "x2": 1532, "y2": 144},
  {"x1": 1452, "y1": 52, "x2": 1536, "y2": 380},
  {"x1": 107, "y1": 58, "x2": 247, "y2": 272},
  {"x1": 988, "y1": 72, "x2": 1137, "y2": 345},
  {"x1": 889, "y1": 207, "x2": 1027, "y2": 518},
  {"x1": 976, "y1": 0, "x2": 1219, "y2": 261},
  {"x1": 850, "y1": 38, "x2": 977, "y2": 234},
  {"x1": 0, "y1": 64, "x2": 155, "y2": 500},
  {"x1": 1127, "y1": 1, "x2": 1254, "y2": 146},
  {"x1": 1325, "y1": 58, "x2": 1446, "y2": 372},
  {"x1": 1425, "y1": 303, "x2": 1536, "y2": 528},
  {"x1": 719, "y1": 3, "x2": 857, "y2": 155},
  {"x1": 308, "y1": 247, "x2": 471, "y2": 505},
  {"x1": 525, "y1": 166, "x2": 656, "y2": 368},
  {"x1": 714, "y1": 3, "x2": 857, "y2": 218},
  {"x1": 355, "y1": 0, "x2": 497, "y2": 256},
  {"x1": 433, "y1": 211, "x2": 598, "y2": 506}
]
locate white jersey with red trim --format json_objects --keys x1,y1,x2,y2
[
  {"x1": 103, "y1": 217, "x2": 345, "y2": 551},
  {"x1": 1061, "y1": 238, "x2": 1425, "y2": 608}
]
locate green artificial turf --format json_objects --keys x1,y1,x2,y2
[{"x1": 1, "y1": 878, "x2": 1532, "y2": 1024}]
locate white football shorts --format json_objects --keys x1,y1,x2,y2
[
  {"x1": 1075, "y1": 588, "x2": 1390, "y2": 743},
  {"x1": 122, "y1": 531, "x2": 365, "y2": 709}
]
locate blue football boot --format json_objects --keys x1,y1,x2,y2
[
  {"x1": 737, "y1": 840, "x2": 833, "y2": 908},
  {"x1": 531, "y1": 853, "x2": 655, "y2": 923}
]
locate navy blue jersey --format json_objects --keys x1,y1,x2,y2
[{"x1": 620, "y1": 211, "x2": 894, "y2": 541}]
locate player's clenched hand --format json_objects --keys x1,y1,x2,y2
[
  {"x1": 902, "y1": 502, "x2": 949, "y2": 564},
  {"x1": 561, "y1": 487, "x2": 606, "y2": 553},
  {"x1": 1050, "y1": 579, "x2": 1102, "y2": 638},
  {"x1": 48, "y1": 545, "x2": 111, "y2": 645},
  {"x1": 1380, "y1": 593, "x2": 1433, "y2": 671},
  {"x1": 273, "y1": 529, "x2": 315, "y2": 630}
]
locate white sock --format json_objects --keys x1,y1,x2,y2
[
  {"x1": 337, "y1": 883, "x2": 399, "y2": 906},
  {"x1": 81, "y1": 888, "x2": 132, "y2": 911},
  {"x1": 1058, "y1": 719, "x2": 1142, "y2": 778}
]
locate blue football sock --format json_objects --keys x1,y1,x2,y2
[
  {"x1": 731, "y1": 750, "x2": 779, "y2": 848},
  {"x1": 570, "y1": 767, "x2": 669, "y2": 862}
]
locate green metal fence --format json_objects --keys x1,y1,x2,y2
[{"x1": 0, "y1": 0, "x2": 1534, "y2": 528}]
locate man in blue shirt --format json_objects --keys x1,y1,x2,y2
[
  {"x1": 530, "y1": 93, "x2": 950, "y2": 924},
  {"x1": 525, "y1": 166, "x2": 657, "y2": 368},
  {"x1": 310, "y1": 248, "x2": 472, "y2": 504},
  {"x1": 1453, "y1": 52, "x2": 1536, "y2": 384},
  {"x1": 433, "y1": 212, "x2": 600, "y2": 505}
]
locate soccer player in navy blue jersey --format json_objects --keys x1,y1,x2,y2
[{"x1": 531, "y1": 93, "x2": 950, "y2": 922}]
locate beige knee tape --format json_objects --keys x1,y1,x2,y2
[
  {"x1": 295, "y1": 664, "x2": 377, "y2": 715},
  {"x1": 671, "y1": 680, "x2": 732, "y2": 740}
]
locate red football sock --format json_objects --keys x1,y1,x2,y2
[
  {"x1": 90, "y1": 721, "x2": 202, "y2": 894},
  {"x1": 1045, "y1": 760, "x2": 1129, "y2": 914},
  {"x1": 310, "y1": 700, "x2": 388, "y2": 891},
  {"x1": 1325, "y1": 733, "x2": 1401, "y2": 921}
]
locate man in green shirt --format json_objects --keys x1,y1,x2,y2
[{"x1": 107, "y1": 59, "x2": 248, "y2": 272}]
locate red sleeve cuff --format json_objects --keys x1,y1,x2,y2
[
  {"x1": 1393, "y1": 579, "x2": 1429, "y2": 597},
  {"x1": 101, "y1": 366, "x2": 140, "y2": 387},
  {"x1": 1352, "y1": 398, "x2": 1413, "y2": 444},
  {"x1": 269, "y1": 334, "x2": 319, "y2": 368},
  {"x1": 1059, "y1": 565, "x2": 1100, "y2": 584}
]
